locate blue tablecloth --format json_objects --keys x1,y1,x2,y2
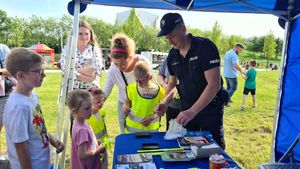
[{"x1": 113, "y1": 131, "x2": 240, "y2": 169}]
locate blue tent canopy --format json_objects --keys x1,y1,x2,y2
[
  {"x1": 62, "y1": 0, "x2": 300, "y2": 167},
  {"x1": 70, "y1": 0, "x2": 299, "y2": 19}
]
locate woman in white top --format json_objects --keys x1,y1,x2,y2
[
  {"x1": 61, "y1": 20, "x2": 103, "y2": 89},
  {"x1": 103, "y1": 33, "x2": 154, "y2": 134}
]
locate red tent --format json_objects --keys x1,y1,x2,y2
[{"x1": 28, "y1": 44, "x2": 55, "y2": 63}]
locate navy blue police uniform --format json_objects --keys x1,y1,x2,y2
[{"x1": 167, "y1": 34, "x2": 225, "y2": 149}]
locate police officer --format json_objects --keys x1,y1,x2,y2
[{"x1": 155, "y1": 13, "x2": 225, "y2": 149}]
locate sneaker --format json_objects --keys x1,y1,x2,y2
[{"x1": 240, "y1": 106, "x2": 245, "y2": 110}]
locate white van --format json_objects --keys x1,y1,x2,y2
[{"x1": 141, "y1": 51, "x2": 168, "y2": 69}]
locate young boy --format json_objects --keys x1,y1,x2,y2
[
  {"x1": 241, "y1": 60, "x2": 257, "y2": 110},
  {"x1": 122, "y1": 61, "x2": 165, "y2": 133},
  {"x1": 3, "y1": 48, "x2": 64, "y2": 169}
]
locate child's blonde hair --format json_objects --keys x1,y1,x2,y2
[
  {"x1": 6, "y1": 48, "x2": 43, "y2": 78},
  {"x1": 134, "y1": 61, "x2": 151, "y2": 80},
  {"x1": 110, "y1": 33, "x2": 135, "y2": 59},
  {"x1": 67, "y1": 89, "x2": 92, "y2": 113}
]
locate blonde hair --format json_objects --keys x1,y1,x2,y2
[
  {"x1": 67, "y1": 89, "x2": 92, "y2": 113},
  {"x1": 134, "y1": 61, "x2": 151, "y2": 80},
  {"x1": 110, "y1": 33, "x2": 135, "y2": 59},
  {"x1": 6, "y1": 48, "x2": 43, "y2": 78},
  {"x1": 79, "y1": 20, "x2": 100, "y2": 47}
]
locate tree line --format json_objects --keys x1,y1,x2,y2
[{"x1": 0, "y1": 9, "x2": 282, "y2": 60}]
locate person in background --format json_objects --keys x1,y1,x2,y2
[
  {"x1": 102, "y1": 33, "x2": 155, "y2": 134},
  {"x1": 155, "y1": 13, "x2": 225, "y2": 149},
  {"x1": 60, "y1": 20, "x2": 103, "y2": 134},
  {"x1": 4, "y1": 48, "x2": 64, "y2": 169},
  {"x1": 122, "y1": 61, "x2": 164, "y2": 133},
  {"x1": 157, "y1": 57, "x2": 181, "y2": 130},
  {"x1": 240, "y1": 60, "x2": 257, "y2": 110},
  {"x1": 0, "y1": 44, "x2": 14, "y2": 143},
  {"x1": 67, "y1": 89, "x2": 106, "y2": 169},
  {"x1": 87, "y1": 87, "x2": 110, "y2": 169},
  {"x1": 223, "y1": 43, "x2": 245, "y2": 101}
]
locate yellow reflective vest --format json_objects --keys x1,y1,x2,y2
[
  {"x1": 87, "y1": 110, "x2": 108, "y2": 142},
  {"x1": 125, "y1": 83, "x2": 165, "y2": 133}
]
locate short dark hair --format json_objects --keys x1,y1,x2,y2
[
  {"x1": 235, "y1": 43, "x2": 245, "y2": 49},
  {"x1": 250, "y1": 60, "x2": 256, "y2": 67}
]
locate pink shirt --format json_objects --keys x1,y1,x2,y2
[{"x1": 71, "y1": 121, "x2": 101, "y2": 169}]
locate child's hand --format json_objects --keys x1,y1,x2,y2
[
  {"x1": 97, "y1": 140, "x2": 102, "y2": 146},
  {"x1": 97, "y1": 140, "x2": 107, "y2": 153},
  {"x1": 98, "y1": 146, "x2": 106, "y2": 154},
  {"x1": 94, "y1": 145, "x2": 106, "y2": 155},
  {"x1": 50, "y1": 137, "x2": 65, "y2": 154},
  {"x1": 122, "y1": 105, "x2": 131, "y2": 115},
  {"x1": 140, "y1": 114, "x2": 158, "y2": 127},
  {"x1": 155, "y1": 103, "x2": 167, "y2": 116}
]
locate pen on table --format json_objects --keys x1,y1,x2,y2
[{"x1": 137, "y1": 147, "x2": 184, "y2": 153}]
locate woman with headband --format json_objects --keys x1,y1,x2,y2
[{"x1": 102, "y1": 33, "x2": 155, "y2": 134}]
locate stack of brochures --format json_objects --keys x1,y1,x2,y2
[
  {"x1": 177, "y1": 136, "x2": 222, "y2": 158},
  {"x1": 116, "y1": 153, "x2": 157, "y2": 169}
]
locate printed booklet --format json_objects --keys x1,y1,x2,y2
[
  {"x1": 161, "y1": 150, "x2": 196, "y2": 162},
  {"x1": 177, "y1": 136, "x2": 210, "y2": 149},
  {"x1": 116, "y1": 162, "x2": 157, "y2": 169},
  {"x1": 117, "y1": 153, "x2": 153, "y2": 164}
]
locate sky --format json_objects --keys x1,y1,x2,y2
[{"x1": 1, "y1": 0, "x2": 285, "y2": 39}]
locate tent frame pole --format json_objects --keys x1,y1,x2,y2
[{"x1": 54, "y1": 1, "x2": 80, "y2": 169}]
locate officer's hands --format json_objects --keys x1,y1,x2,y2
[
  {"x1": 155, "y1": 103, "x2": 167, "y2": 116},
  {"x1": 176, "y1": 109, "x2": 198, "y2": 126}
]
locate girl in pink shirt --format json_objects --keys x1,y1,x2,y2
[{"x1": 67, "y1": 89, "x2": 106, "y2": 169}]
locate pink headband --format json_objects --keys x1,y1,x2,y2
[{"x1": 111, "y1": 48, "x2": 128, "y2": 53}]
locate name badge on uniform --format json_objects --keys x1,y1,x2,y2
[
  {"x1": 171, "y1": 61, "x2": 180, "y2": 66},
  {"x1": 189, "y1": 56, "x2": 198, "y2": 61},
  {"x1": 210, "y1": 59, "x2": 220, "y2": 64}
]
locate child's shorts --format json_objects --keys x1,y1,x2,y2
[{"x1": 243, "y1": 87, "x2": 256, "y2": 95}]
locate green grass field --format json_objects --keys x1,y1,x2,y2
[{"x1": 0, "y1": 70, "x2": 279, "y2": 169}]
